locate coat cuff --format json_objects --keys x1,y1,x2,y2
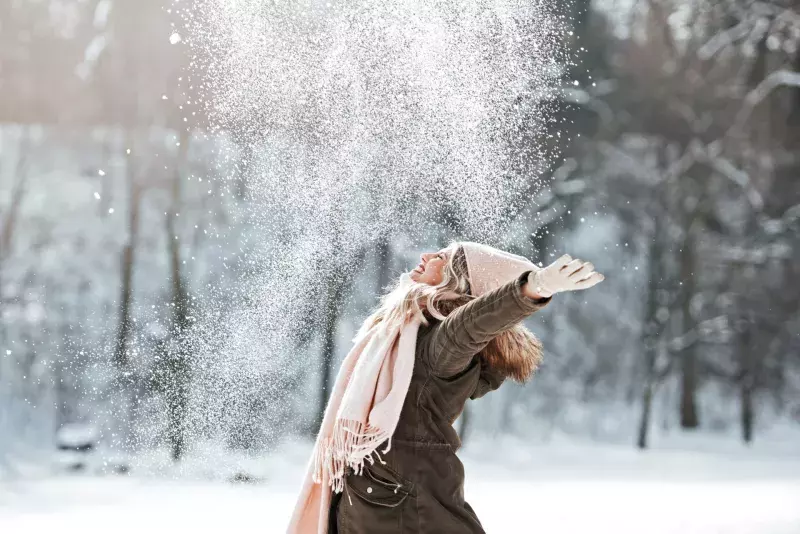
[{"x1": 512, "y1": 269, "x2": 553, "y2": 311}]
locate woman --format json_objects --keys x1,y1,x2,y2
[{"x1": 289, "y1": 241, "x2": 604, "y2": 533}]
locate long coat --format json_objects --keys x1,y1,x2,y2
[{"x1": 329, "y1": 269, "x2": 552, "y2": 533}]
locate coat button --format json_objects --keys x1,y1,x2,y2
[{"x1": 367, "y1": 486, "x2": 373, "y2": 494}]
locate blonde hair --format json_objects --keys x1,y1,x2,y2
[
  {"x1": 358, "y1": 242, "x2": 469, "y2": 332},
  {"x1": 357, "y1": 241, "x2": 542, "y2": 383}
]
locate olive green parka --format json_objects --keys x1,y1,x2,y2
[{"x1": 329, "y1": 269, "x2": 552, "y2": 533}]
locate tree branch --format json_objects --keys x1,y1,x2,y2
[{"x1": 731, "y1": 70, "x2": 800, "y2": 135}]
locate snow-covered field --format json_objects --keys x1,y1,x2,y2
[{"x1": 2, "y1": 434, "x2": 799, "y2": 533}]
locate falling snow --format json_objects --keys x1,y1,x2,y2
[
  {"x1": 3, "y1": 4, "x2": 799, "y2": 532},
  {"x1": 163, "y1": 0, "x2": 572, "y2": 446}
]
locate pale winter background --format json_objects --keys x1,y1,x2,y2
[{"x1": 1, "y1": 0, "x2": 799, "y2": 533}]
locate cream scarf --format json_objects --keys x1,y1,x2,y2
[{"x1": 286, "y1": 313, "x2": 421, "y2": 533}]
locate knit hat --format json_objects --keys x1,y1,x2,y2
[{"x1": 460, "y1": 241, "x2": 540, "y2": 297}]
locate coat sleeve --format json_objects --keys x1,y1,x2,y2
[
  {"x1": 423, "y1": 269, "x2": 552, "y2": 379},
  {"x1": 470, "y1": 363, "x2": 506, "y2": 400}
]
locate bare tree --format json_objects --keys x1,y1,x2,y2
[{"x1": 162, "y1": 129, "x2": 192, "y2": 461}]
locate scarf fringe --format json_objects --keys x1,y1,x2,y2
[{"x1": 311, "y1": 418, "x2": 393, "y2": 493}]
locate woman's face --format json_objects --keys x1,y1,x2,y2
[{"x1": 410, "y1": 250, "x2": 448, "y2": 286}]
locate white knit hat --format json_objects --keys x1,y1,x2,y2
[{"x1": 460, "y1": 241, "x2": 540, "y2": 297}]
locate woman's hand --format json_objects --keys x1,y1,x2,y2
[{"x1": 525, "y1": 254, "x2": 605, "y2": 299}]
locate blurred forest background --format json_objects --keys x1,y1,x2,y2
[{"x1": 1, "y1": 0, "x2": 799, "y2": 475}]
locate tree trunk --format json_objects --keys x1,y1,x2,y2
[
  {"x1": 637, "y1": 221, "x2": 664, "y2": 449},
  {"x1": 316, "y1": 276, "x2": 346, "y2": 434},
  {"x1": 679, "y1": 349, "x2": 699, "y2": 428},
  {"x1": 114, "y1": 239, "x2": 137, "y2": 369},
  {"x1": 637, "y1": 383, "x2": 654, "y2": 450},
  {"x1": 113, "y1": 154, "x2": 142, "y2": 370},
  {"x1": 313, "y1": 245, "x2": 369, "y2": 434},
  {"x1": 167, "y1": 375, "x2": 189, "y2": 460},
  {"x1": 0, "y1": 128, "x2": 29, "y2": 257},
  {"x1": 740, "y1": 375, "x2": 754, "y2": 444},
  {"x1": 678, "y1": 225, "x2": 699, "y2": 429},
  {"x1": 0, "y1": 127, "x2": 30, "y2": 381},
  {"x1": 738, "y1": 311, "x2": 755, "y2": 444},
  {"x1": 636, "y1": 256, "x2": 659, "y2": 449},
  {"x1": 166, "y1": 129, "x2": 191, "y2": 461},
  {"x1": 111, "y1": 133, "x2": 143, "y2": 453}
]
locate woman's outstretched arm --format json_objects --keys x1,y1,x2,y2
[{"x1": 424, "y1": 269, "x2": 551, "y2": 378}]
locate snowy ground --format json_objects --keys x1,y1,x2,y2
[{"x1": 1, "y1": 433, "x2": 799, "y2": 533}]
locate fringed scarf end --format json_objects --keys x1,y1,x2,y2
[{"x1": 311, "y1": 418, "x2": 392, "y2": 494}]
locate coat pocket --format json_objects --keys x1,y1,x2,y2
[
  {"x1": 347, "y1": 462, "x2": 412, "y2": 507},
  {"x1": 338, "y1": 463, "x2": 415, "y2": 534}
]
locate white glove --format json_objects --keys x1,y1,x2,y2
[{"x1": 528, "y1": 254, "x2": 604, "y2": 298}]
